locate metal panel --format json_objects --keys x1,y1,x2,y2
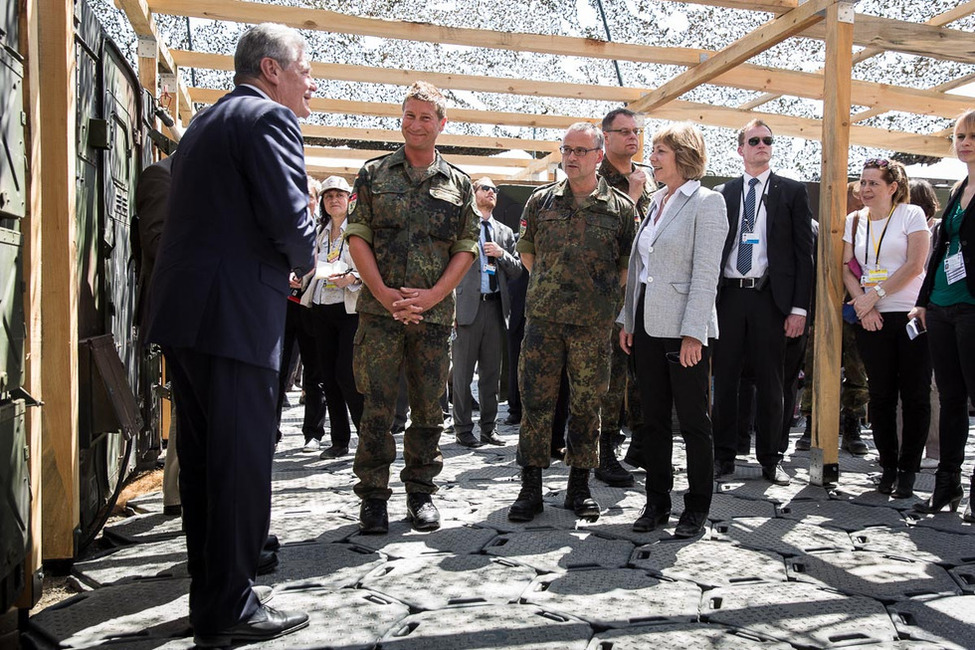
[
  {"x1": 0, "y1": 399, "x2": 28, "y2": 613},
  {"x1": 0, "y1": 227, "x2": 24, "y2": 394},
  {"x1": 0, "y1": 0, "x2": 18, "y2": 57},
  {"x1": 0, "y1": 47, "x2": 25, "y2": 221}
]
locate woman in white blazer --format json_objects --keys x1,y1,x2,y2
[
  {"x1": 301, "y1": 176, "x2": 364, "y2": 459},
  {"x1": 620, "y1": 123, "x2": 728, "y2": 538}
]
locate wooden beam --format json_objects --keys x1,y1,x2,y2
[
  {"x1": 804, "y1": 14, "x2": 975, "y2": 65},
  {"x1": 149, "y1": 0, "x2": 708, "y2": 67},
  {"x1": 681, "y1": 0, "x2": 797, "y2": 11},
  {"x1": 629, "y1": 0, "x2": 835, "y2": 113},
  {"x1": 509, "y1": 152, "x2": 562, "y2": 181},
  {"x1": 305, "y1": 146, "x2": 532, "y2": 169},
  {"x1": 810, "y1": 2, "x2": 854, "y2": 486},
  {"x1": 38, "y1": 0, "x2": 80, "y2": 561},
  {"x1": 114, "y1": 0, "x2": 176, "y2": 73},
  {"x1": 301, "y1": 124, "x2": 562, "y2": 153},
  {"x1": 854, "y1": 71, "x2": 975, "y2": 126}
]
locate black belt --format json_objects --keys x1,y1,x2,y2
[
  {"x1": 479, "y1": 292, "x2": 501, "y2": 301},
  {"x1": 721, "y1": 275, "x2": 767, "y2": 289}
]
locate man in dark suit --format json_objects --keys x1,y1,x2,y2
[
  {"x1": 145, "y1": 23, "x2": 316, "y2": 647},
  {"x1": 451, "y1": 176, "x2": 522, "y2": 448},
  {"x1": 712, "y1": 119, "x2": 814, "y2": 485}
]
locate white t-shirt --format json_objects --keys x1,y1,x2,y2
[{"x1": 843, "y1": 203, "x2": 928, "y2": 313}]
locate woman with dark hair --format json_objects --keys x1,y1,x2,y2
[
  {"x1": 914, "y1": 108, "x2": 975, "y2": 521},
  {"x1": 843, "y1": 158, "x2": 930, "y2": 498},
  {"x1": 620, "y1": 123, "x2": 727, "y2": 538}
]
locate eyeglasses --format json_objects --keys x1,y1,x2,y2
[
  {"x1": 477, "y1": 186, "x2": 498, "y2": 194},
  {"x1": 559, "y1": 146, "x2": 601, "y2": 157},
  {"x1": 864, "y1": 158, "x2": 890, "y2": 168},
  {"x1": 747, "y1": 136, "x2": 774, "y2": 146},
  {"x1": 604, "y1": 128, "x2": 643, "y2": 137}
]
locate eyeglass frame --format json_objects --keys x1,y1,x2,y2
[
  {"x1": 746, "y1": 136, "x2": 774, "y2": 147},
  {"x1": 559, "y1": 146, "x2": 601, "y2": 157}
]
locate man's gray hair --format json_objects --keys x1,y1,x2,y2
[
  {"x1": 565, "y1": 122, "x2": 604, "y2": 150},
  {"x1": 234, "y1": 23, "x2": 306, "y2": 82}
]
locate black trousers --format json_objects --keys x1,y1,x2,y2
[
  {"x1": 925, "y1": 304, "x2": 975, "y2": 478},
  {"x1": 311, "y1": 302, "x2": 363, "y2": 447},
  {"x1": 781, "y1": 329, "x2": 808, "y2": 450},
  {"x1": 632, "y1": 296, "x2": 714, "y2": 513},
  {"x1": 276, "y1": 300, "x2": 327, "y2": 441},
  {"x1": 713, "y1": 285, "x2": 786, "y2": 469},
  {"x1": 855, "y1": 311, "x2": 930, "y2": 472},
  {"x1": 163, "y1": 346, "x2": 276, "y2": 634},
  {"x1": 506, "y1": 317, "x2": 525, "y2": 419}
]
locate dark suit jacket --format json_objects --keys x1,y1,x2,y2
[
  {"x1": 454, "y1": 218, "x2": 521, "y2": 326},
  {"x1": 134, "y1": 156, "x2": 173, "y2": 331},
  {"x1": 146, "y1": 85, "x2": 316, "y2": 372},
  {"x1": 918, "y1": 177, "x2": 975, "y2": 306},
  {"x1": 716, "y1": 172, "x2": 814, "y2": 316}
]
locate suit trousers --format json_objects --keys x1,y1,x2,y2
[
  {"x1": 163, "y1": 346, "x2": 276, "y2": 634},
  {"x1": 926, "y1": 303, "x2": 975, "y2": 478},
  {"x1": 506, "y1": 317, "x2": 525, "y2": 419},
  {"x1": 632, "y1": 296, "x2": 714, "y2": 513},
  {"x1": 856, "y1": 312, "x2": 931, "y2": 472},
  {"x1": 452, "y1": 297, "x2": 505, "y2": 436},
  {"x1": 713, "y1": 285, "x2": 786, "y2": 468},
  {"x1": 352, "y1": 314, "x2": 449, "y2": 500},
  {"x1": 518, "y1": 318, "x2": 611, "y2": 469},
  {"x1": 311, "y1": 302, "x2": 363, "y2": 447},
  {"x1": 276, "y1": 301, "x2": 327, "y2": 441}
]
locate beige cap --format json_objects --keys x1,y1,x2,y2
[{"x1": 320, "y1": 176, "x2": 352, "y2": 193}]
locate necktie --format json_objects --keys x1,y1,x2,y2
[
  {"x1": 482, "y1": 221, "x2": 498, "y2": 292},
  {"x1": 737, "y1": 177, "x2": 760, "y2": 275}
]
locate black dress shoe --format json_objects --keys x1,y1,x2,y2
[
  {"x1": 263, "y1": 534, "x2": 280, "y2": 553},
  {"x1": 193, "y1": 605, "x2": 309, "y2": 648},
  {"x1": 406, "y1": 493, "x2": 441, "y2": 531},
  {"x1": 480, "y1": 430, "x2": 505, "y2": 446},
  {"x1": 319, "y1": 445, "x2": 349, "y2": 459},
  {"x1": 455, "y1": 432, "x2": 484, "y2": 448},
  {"x1": 877, "y1": 468, "x2": 897, "y2": 495},
  {"x1": 762, "y1": 463, "x2": 790, "y2": 485},
  {"x1": 257, "y1": 550, "x2": 278, "y2": 576},
  {"x1": 714, "y1": 460, "x2": 735, "y2": 478},
  {"x1": 162, "y1": 504, "x2": 182, "y2": 516},
  {"x1": 632, "y1": 505, "x2": 670, "y2": 532},
  {"x1": 359, "y1": 498, "x2": 389, "y2": 535},
  {"x1": 504, "y1": 413, "x2": 521, "y2": 425},
  {"x1": 674, "y1": 511, "x2": 708, "y2": 538}
]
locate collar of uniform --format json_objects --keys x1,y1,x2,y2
[
  {"x1": 386, "y1": 146, "x2": 451, "y2": 178},
  {"x1": 552, "y1": 176, "x2": 614, "y2": 202}
]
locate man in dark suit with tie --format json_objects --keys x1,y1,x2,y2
[
  {"x1": 712, "y1": 119, "x2": 814, "y2": 485},
  {"x1": 145, "y1": 23, "x2": 316, "y2": 647},
  {"x1": 451, "y1": 177, "x2": 522, "y2": 448}
]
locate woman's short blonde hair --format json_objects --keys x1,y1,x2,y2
[{"x1": 651, "y1": 123, "x2": 708, "y2": 180}]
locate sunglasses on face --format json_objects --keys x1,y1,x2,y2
[
  {"x1": 477, "y1": 186, "x2": 498, "y2": 194},
  {"x1": 747, "y1": 136, "x2": 774, "y2": 147}
]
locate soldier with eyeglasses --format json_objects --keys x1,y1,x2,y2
[{"x1": 508, "y1": 122, "x2": 635, "y2": 523}]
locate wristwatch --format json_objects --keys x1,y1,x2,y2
[{"x1": 873, "y1": 284, "x2": 886, "y2": 298}]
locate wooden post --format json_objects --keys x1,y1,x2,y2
[
  {"x1": 16, "y1": 0, "x2": 45, "y2": 607},
  {"x1": 38, "y1": 0, "x2": 80, "y2": 559},
  {"x1": 138, "y1": 35, "x2": 159, "y2": 147},
  {"x1": 810, "y1": 2, "x2": 854, "y2": 486}
]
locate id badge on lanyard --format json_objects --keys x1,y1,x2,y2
[
  {"x1": 945, "y1": 251, "x2": 967, "y2": 284},
  {"x1": 861, "y1": 267, "x2": 888, "y2": 288}
]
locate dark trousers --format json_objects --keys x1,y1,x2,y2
[
  {"x1": 163, "y1": 346, "x2": 276, "y2": 634},
  {"x1": 276, "y1": 301, "x2": 327, "y2": 441},
  {"x1": 713, "y1": 285, "x2": 786, "y2": 469},
  {"x1": 312, "y1": 302, "x2": 363, "y2": 447},
  {"x1": 926, "y1": 303, "x2": 975, "y2": 477},
  {"x1": 506, "y1": 318, "x2": 525, "y2": 419},
  {"x1": 632, "y1": 298, "x2": 714, "y2": 513},
  {"x1": 855, "y1": 311, "x2": 930, "y2": 472},
  {"x1": 781, "y1": 329, "x2": 808, "y2": 450}
]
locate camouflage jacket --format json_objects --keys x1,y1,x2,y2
[
  {"x1": 597, "y1": 157, "x2": 655, "y2": 221},
  {"x1": 345, "y1": 147, "x2": 480, "y2": 326},
  {"x1": 516, "y1": 177, "x2": 635, "y2": 327}
]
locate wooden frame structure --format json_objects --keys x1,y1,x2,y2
[{"x1": 14, "y1": 0, "x2": 975, "y2": 571}]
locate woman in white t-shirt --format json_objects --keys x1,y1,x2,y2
[{"x1": 842, "y1": 158, "x2": 930, "y2": 499}]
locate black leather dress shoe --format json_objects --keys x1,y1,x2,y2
[
  {"x1": 359, "y1": 499, "x2": 389, "y2": 535},
  {"x1": 319, "y1": 445, "x2": 349, "y2": 459},
  {"x1": 762, "y1": 463, "x2": 790, "y2": 485},
  {"x1": 504, "y1": 413, "x2": 521, "y2": 425},
  {"x1": 455, "y1": 432, "x2": 484, "y2": 448},
  {"x1": 263, "y1": 534, "x2": 280, "y2": 553},
  {"x1": 480, "y1": 430, "x2": 505, "y2": 446},
  {"x1": 193, "y1": 605, "x2": 309, "y2": 648},
  {"x1": 632, "y1": 505, "x2": 670, "y2": 533},
  {"x1": 673, "y1": 511, "x2": 708, "y2": 538},
  {"x1": 407, "y1": 493, "x2": 441, "y2": 531},
  {"x1": 257, "y1": 549, "x2": 278, "y2": 575},
  {"x1": 714, "y1": 460, "x2": 735, "y2": 478}
]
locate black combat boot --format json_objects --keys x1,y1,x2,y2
[
  {"x1": 508, "y1": 467, "x2": 543, "y2": 522},
  {"x1": 840, "y1": 414, "x2": 869, "y2": 455},
  {"x1": 914, "y1": 470, "x2": 963, "y2": 514},
  {"x1": 594, "y1": 430, "x2": 634, "y2": 487},
  {"x1": 563, "y1": 467, "x2": 600, "y2": 521}
]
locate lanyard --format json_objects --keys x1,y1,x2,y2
[
  {"x1": 326, "y1": 224, "x2": 345, "y2": 259},
  {"x1": 864, "y1": 205, "x2": 895, "y2": 268},
  {"x1": 740, "y1": 177, "x2": 769, "y2": 227}
]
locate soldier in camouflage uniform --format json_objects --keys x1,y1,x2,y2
[
  {"x1": 346, "y1": 82, "x2": 480, "y2": 535},
  {"x1": 595, "y1": 108, "x2": 656, "y2": 486},
  {"x1": 508, "y1": 122, "x2": 636, "y2": 523}
]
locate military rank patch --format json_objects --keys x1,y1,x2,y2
[
  {"x1": 519, "y1": 217, "x2": 528, "y2": 237},
  {"x1": 348, "y1": 192, "x2": 357, "y2": 214}
]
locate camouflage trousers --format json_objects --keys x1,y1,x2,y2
[
  {"x1": 352, "y1": 313, "x2": 450, "y2": 500},
  {"x1": 800, "y1": 319, "x2": 869, "y2": 418},
  {"x1": 518, "y1": 318, "x2": 612, "y2": 469}
]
